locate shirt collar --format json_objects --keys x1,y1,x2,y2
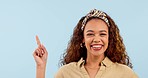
[
  {"x1": 77, "y1": 57, "x2": 113, "y2": 68},
  {"x1": 101, "y1": 57, "x2": 113, "y2": 67},
  {"x1": 77, "y1": 58, "x2": 85, "y2": 67}
]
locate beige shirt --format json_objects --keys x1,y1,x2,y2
[{"x1": 55, "y1": 57, "x2": 138, "y2": 78}]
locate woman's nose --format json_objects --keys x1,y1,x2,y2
[{"x1": 93, "y1": 36, "x2": 101, "y2": 43}]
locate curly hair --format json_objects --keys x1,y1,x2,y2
[{"x1": 60, "y1": 11, "x2": 133, "y2": 68}]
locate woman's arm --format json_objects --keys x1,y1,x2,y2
[{"x1": 33, "y1": 36, "x2": 48, "y2": 78}]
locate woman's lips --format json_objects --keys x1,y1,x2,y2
[{"x1": 91, "y1": 44, "x2": 103, "y2": 51}]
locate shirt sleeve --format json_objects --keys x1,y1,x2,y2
[
  {"x1": 54, "y1": 67, "x2": 64, "y2": 78},
  {"x1": 122, "y1": 65, "x2": 139, "y2": 78},
  {"x1": 131, "y1": 72, "x2": 139, "y2": 78}
]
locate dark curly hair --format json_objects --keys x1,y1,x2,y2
[{"x1": 60, "y1": 11, "x2": 133, "y2": 68}]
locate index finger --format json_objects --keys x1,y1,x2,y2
[{"x1": 36, "y1": 35, "x2": 41, "y2": 46}]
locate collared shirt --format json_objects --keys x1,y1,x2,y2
[{"x1": 55, "y1": 57, "x2": 138, "y2": 78}]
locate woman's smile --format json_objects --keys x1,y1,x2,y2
[{"x1": 91, "y1": 44, "x2": 103, "y2": 51}]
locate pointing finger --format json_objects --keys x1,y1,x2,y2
[{"x1": 36, "y1": 35, "x2": 41, "y2": 46}]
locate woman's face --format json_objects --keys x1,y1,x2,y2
[{"x1": 83, "y1": 19, "x2": 109, "y2": 57}]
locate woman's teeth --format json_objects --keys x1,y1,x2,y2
[
  {"x1": 90, "y1": 44, "x2": 103, "y2": 51},
  {"x1": 92, "y1": 45, "x2": 102, "y2": 48}
]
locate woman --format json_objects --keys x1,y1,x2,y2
[{"x1": 33, "y1": 9, "x2": 138, "y2": 78}]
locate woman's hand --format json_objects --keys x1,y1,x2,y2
[
  {"x1": 33, "y1": 35, "x2": 48, "y2": 67},
  {"x1": 33, "y1": 35, "x2": 48, "y2": 78}
]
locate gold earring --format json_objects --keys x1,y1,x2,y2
[
  {"x1": 80, "y1": 43, "x2": 83, "y2": 47},
  {"x1": 80, "y1": 43, "x2": 85, "y2": 47}
]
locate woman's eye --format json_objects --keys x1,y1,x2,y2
[
  {"x1": 100, "y1": 33, "x2": 107, "y2": 36},
  {"x1": 87, "y1": 33, "x2": 94, "y2": 36}
]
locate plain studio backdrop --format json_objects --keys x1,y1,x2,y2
[{"x1": 0, "y1": 0, "x2": 147, "y2": 78}]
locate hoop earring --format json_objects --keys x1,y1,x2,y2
[
  {"x1": 80, "y1": 43, "x2": 85, "y2": 48},
  {"x1": 80, "y1": 43, "x2": 83, "y2": 47}
]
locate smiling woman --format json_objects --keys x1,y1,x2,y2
[
  {"x1": 83, "y1": 19, "x2": 109, "y2": 58},
  {"x1": 33, "y1": 9, "x2": 138, "y2": 78}
]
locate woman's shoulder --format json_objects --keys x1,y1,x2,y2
[
  {"x1": 54, "y1": 62, "x2": 79, "y2": 78},
  {"x1": 59, "y1": 62, "x2": 78, "y2": 70},
  {"x1": 58, "y1": 58, "x2": 85, "y2": 71},
  {"x1": 113, "y1": 63, "x2": 138, "y2": 78},
  {"x1": 114, "y1": 63, "x2": 133, "y2": 72}
]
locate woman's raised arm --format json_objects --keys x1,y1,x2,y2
[{"x1": 33, "y1": 35, "x2": 48, "y2": 78}]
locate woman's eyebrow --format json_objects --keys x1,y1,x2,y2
[
  {"x1": 86, "y1": 30, "x2": 107, "y2": 33},
  {"x1": 100, "y1": 30, "x2": 107, "y2": 33},
  {"x1": 86, "y1": 30, "x2": 94, "y2": 33}
]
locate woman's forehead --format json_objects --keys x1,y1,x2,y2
[{"x1": 84, "y1": 19, "x2": 108, "y2": 31}]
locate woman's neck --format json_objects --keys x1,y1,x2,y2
[{"x1": 85, "y1": 54, "x2": 105, "y2": 68}]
